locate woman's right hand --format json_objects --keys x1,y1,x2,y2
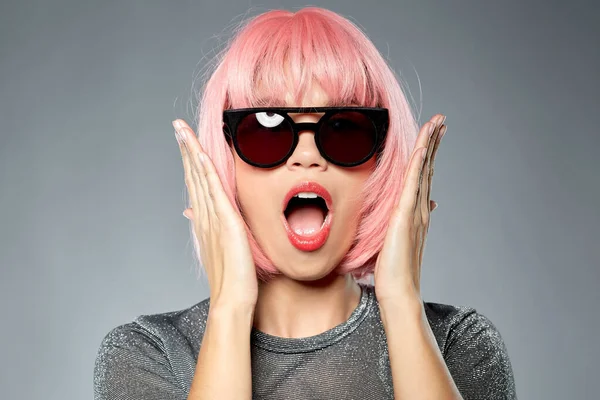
[{"x1": 173, "y1": 119, "x2": 258, "y2": 310}]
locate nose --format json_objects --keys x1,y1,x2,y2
[{"x1": 285, "y1": 128, "x2": 328, "y2": 170}]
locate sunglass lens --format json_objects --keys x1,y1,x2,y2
[
  {"x1": 319, "y1": 111, "x2": 377, "y2": 164},
  {"x1": 237, "y1": 112, "x2": 294, "y2": 166}
]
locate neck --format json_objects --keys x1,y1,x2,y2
[{"x1": 253, "y1": 272, "x2": 362, "y2": 338}]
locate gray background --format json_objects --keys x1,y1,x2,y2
[{"x1": 1, "y1": 0, "x2": 598, "y2": 399}]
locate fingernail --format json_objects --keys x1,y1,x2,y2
[
  {"x1": 433, "y1": 202, "x2": 438, "y2": 211},
  {"x1": 183, "y1": 210, "x2": 189, "y2": 220},
  {"x1": 172, "y1": 120, "x2": 182, "y2": 130}
]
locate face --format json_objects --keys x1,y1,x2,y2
[{"x1": 233, "y1": 80, "x2": 376, "y2": 281}]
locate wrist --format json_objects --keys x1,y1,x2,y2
[
  {"x1": 378, "y1": 293, "x2": 425, "y2": 325},
  {"x1": 208, "y1": 300, "x2": 256, "y2": 326}
]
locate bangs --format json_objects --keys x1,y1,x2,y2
[{"x1": 223, "y1": 11, "x2": 382, "y2": 109}]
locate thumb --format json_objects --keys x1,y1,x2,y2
[
  {"x1": 430, "y1": 200, "x2": 438, "y2": 211},
  {"x1": 183, "y1": 208, "x2": 194, "y2": 220}
]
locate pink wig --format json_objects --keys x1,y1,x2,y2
[{"x1": 190, "y1": 7, "x2": 419, "y2": 282}]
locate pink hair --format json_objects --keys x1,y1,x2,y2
[{"x1": 190, "y1": 7, "x2": 419, "y2": 282}]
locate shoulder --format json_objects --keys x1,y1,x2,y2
[
  {"x1": 133, "y1": 297, "x2": 211, "y2": 343},
  {"x1": 423, "y1": 301, "x2": 517, "y2": 399},
  {"x1": 94, "y1": 299, "x2": 210, "y2": 398},
  {"x1": 422, "y1": 302, "x2": 476, "y2": 348},
  {"x1": 424, "y1": 302, "x2": 500, "y2": 349},
  {"x1": 422, "y1": 301, "x2": 506, "y2": 355},
  {"x1": 97, "y1": 298, "x2": 211, "y2": 350}
]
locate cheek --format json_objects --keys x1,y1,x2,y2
[
  {"x1": 340, "y1": 194, "x2": 365, "y2": 232},
  {"x1": 335, "y1": 171, "x2": 373, "y2": 225}
]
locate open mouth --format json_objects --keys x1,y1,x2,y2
[{"x1": 284, "y1": 193, "x2": 329, "y2": 235}]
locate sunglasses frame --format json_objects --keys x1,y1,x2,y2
[{"x1": 222, "y1": 106, "x2": 389, "y2": 168}]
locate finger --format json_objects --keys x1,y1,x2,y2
[
  {"x1": 427, "y1": 115, "x2": 445, "y2": 163},
  {"x1": 398, "y1": 146, "x2": 428, "y2": 217},
  {"x1": 174, "y1": 119, "x2": 207, "y2": 158},
  {"x1": 419, "y1": 150, "x2": 431, "y2": 222},
  {"x1": 175, "y1": 119, "x2": 241, "y2": 232},
  {"x1": 416, "y1": 117, "x2": 442, "y2": 266},
  {"x1": 186, "y1": 142, "x2": 210, "y2": 229},
  {"x1": 414, "y1": 119, "x2": 437, "y2": 157},
  {"x1": 428, "y1": 124, "x2": 446, "y2": 190},
  {"x1": 200, "y1": 149, "x2": 243, "y2": 232},
  {"x1": 402, "y1": 120, "x2": 433, "y2": 187},
  {"x1": 193, "y1": 147, "x2": 218, "y2": 221},
  {"x1": 175, "y1": 129, "x2": 200, "y2": 217},
  {"x1": 420, "y1": 121, "x2": 444, "y2": 221},
  {"x1": 420, "y1": 116, "x2": 445, "y2": 207},
  {"x1": 415, "y1": 121, "x2": 437, "y2": 219},
  {"x1": 175, "y1": 124, "x2": 220, "y2": 287},
  {"x1": 417, "y1": 118, "x2": 438, "y2": 181},
  {"x1": 177, "y1": 125, "x2": 223, "y2": 226},
  {"x1": 430, "y1": 200, "x2": 438, "y2": 211},
  {"x1": 416, "y1": 114, "x2": 443, "y2": 149},
  {"x1": 175, "y1": 124, "x2": 210, "y2": 231},
  {"x1": 423, "y1": 115, "x2": 444, "y2": 175},
  {"x1": 424, "y1": 124, "x2": 445, "y2": 217}
]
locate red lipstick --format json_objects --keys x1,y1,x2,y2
[
  {"x1": 281, "y1": 181, "x2": 333, "y2": 213},
  {"x1": 281, "y1": 181, "x2": 334, "y2": 252}
]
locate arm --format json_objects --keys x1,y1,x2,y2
[
  {"x1": 173, "y1": 120, "x2": 258, "y2": 398},
  {"x1": 94, "y1": 304, "x2": 254, "y2": 400},
  {"x1": 375, "y1": 115, "x2": 462, "y2": 399},
  {"x1": 380, "y1": 296, "x2": 464, "y2": 400},
  {"x1": 444, "y1": 309, "x2": 517, "y2": 399},
  {"x1": 380, "y1": 297, "x2": 517, "y2": 400},
  {"x1": 187, "y1": 303, "x2": 254, "y2": 400},
  {"x1": 374, "y1": 115, "x2": 517, "y2": 398}
]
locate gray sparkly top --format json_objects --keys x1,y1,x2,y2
[{"x1": 94, "y1": 283, "x2": 517, "y2": 399}]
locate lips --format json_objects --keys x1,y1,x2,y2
[
  {"x1": 282, "y1": 181, "x2": 333, "y2": 213},
  {"x1": 281, "y1": 181, "x2": 334, "y2": 252}
]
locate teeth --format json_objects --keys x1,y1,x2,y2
[{"x1": 293, "y1": 192, "x2": 320, "y2": 199}]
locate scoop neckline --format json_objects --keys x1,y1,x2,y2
[{"x1": 250, "y1": 283, "x2": 374, "y2": 354}]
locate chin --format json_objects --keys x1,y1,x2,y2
[
  {"x1": 277, "y1": 265, "x2": 335, "y2": 282},
  {"x1": 254, "y1": 213, "x2": 356, "y2": 283},
  {"x1": 272, "y1": 246, "x2": 346, "y2": 283}
]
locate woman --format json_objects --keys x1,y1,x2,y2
[{"x1": 94, "y1": 7, "x2": 517, "y2": 400}]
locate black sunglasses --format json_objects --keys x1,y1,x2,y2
[{"x1": 222, "y1": 107, "x2": 389, "y2": 168}]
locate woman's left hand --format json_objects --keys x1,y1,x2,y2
[{"x1": 374, "y1": 114, "x2": 447, "y2": 306}]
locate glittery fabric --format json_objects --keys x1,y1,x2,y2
[{"x1": 94, "y1": 283, "x2": 517, "y2": 399}]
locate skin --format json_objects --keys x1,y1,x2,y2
[
  {"x1": 174, "y1": 81, "x2": 461, "y2": 399},
  {"x1": 181, "y1": 80, "x2": 384, "y2": 338},
  {"x1": 232, "y1": 81, "x2": 377, "y2": 338}
]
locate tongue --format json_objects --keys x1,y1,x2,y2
[{"x1": 286, "y1": 204, "x2": 325, "y2": 236}]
